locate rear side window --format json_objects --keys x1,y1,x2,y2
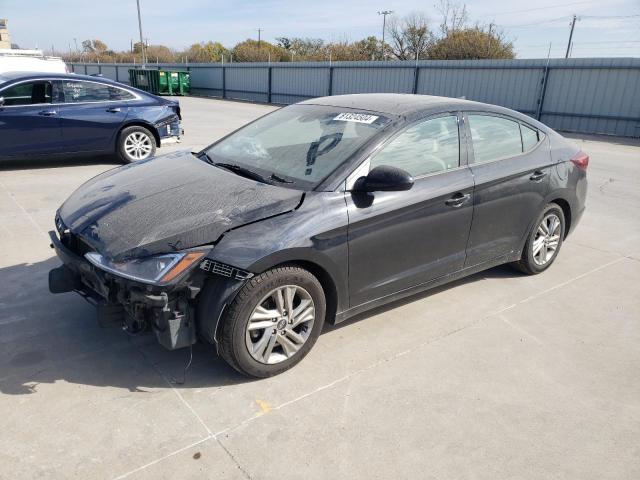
[
  {"x1": 62, "y1": 81, "x2": 134, "y2": 103},
  {"x1": 370, "y1": 115, "x2": 460, "y2": 177},
  {"x1": 1, "y1": 81, "x2": 52, "y2": 106},
  {"x1": 468, "y1": 114, "x2": 522, "y2": 163},
  {"x1": 521, "y1": 124, "x2": 540, "y2": 151},
  {"x1": 108, "y1": 87, "x2": 135, "y2": 101}
]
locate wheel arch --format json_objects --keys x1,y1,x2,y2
[
  {"x1": 270, "y1": 259, "x2": 339, "y2": 326},
  {"x1": 548, "y1": 197, "x2": 572, "y2": 239},
  {"x1": 245, "y1": 249, "x2": 346, "y2": 325},
  {"x1": 117, "y1": 121, "x2": 161, "y2": 148},
  {"x1": 517, "y1": 193, "x2": 574, "y2": 254}
]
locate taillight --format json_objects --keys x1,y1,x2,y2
[{"x1": 570, "y1": 151, "x2": 589, "y2": 171}]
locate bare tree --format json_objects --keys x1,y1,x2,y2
[
  {"x1": 436, "y1": 0, "x2": 469, "y2": 35},
  {"x1": 387, "y1": 12, "x2": 433, "y2": 60}
]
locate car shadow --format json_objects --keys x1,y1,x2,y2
[
  {"x1": 0, "y1": 255, "x2": 522, "y2": 396},
  {"x1": 323, "y1": 264, "x2": 523, "y2": 333},
  {"x1": 0, "y1": 154, "x2": 119, "y2": 171}
]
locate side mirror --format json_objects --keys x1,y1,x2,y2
[{"x1": 354, "y1": 165, "x2": 414, "y2": 192}]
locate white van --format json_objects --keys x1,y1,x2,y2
[{"x1": 0, "y1": 49, "x2": 68, "y2": 74}]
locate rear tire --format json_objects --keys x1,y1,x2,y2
[
  {"x1": 512, "y1": 203, "x2": 565, "y2": 275},
  {"x1": 117, "y1": 126, "x2": 156, "y2": 163},
  {"x1": 218, "y1": 266, "x2": 326, "y2": 378}
]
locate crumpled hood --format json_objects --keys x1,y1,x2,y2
[{"x1": 59, "y1": 151, "x2": 303, "y2": 261}]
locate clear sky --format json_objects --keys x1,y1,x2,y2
[{"x1": 4, "y1": 0, "x2": 640, "y2": 58}]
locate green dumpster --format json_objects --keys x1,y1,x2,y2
[{"x1": 128, "y1": 69, "x2": 190, "y2": 96}]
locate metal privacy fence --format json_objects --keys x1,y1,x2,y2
[{"x1": 70, "y1": 58, "x2": 640, "y2": 137}]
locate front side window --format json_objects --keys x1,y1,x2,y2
[
  {"x1": 205, "y1": 104, "x2": 391, "y2": 187},
  {"x1": 1, "y1": 81, "x2": 52, "y2": 106},
  {"x1": 62, "y1": 81, "x2": 134, "y2": 103},
  {"x1": 468, "y1": 114, "x2": 522, "y2": 163},
  {"x1": 369, "y1": 115, "x2": 460, "y2": 177}
]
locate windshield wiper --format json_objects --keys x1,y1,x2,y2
[
  {"x1": 198, "y1": 151, "x2": 214, "y2": 164},
  {"x1": 213, "y1": 162, "x2": 271, "y2": 184},
  {"x1": 269, "y1": 173, "x2": 294, "y2": 184}
]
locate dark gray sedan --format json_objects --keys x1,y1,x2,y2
[{"x1": 48, "y1": 94, "x2": 588, "y2": 377}]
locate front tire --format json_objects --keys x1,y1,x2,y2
[
  {"x1": 117, "y1": 126, "x2": 156, "y2": 163},
  {"x1": 513, "y1": 203, "x2": 565, "y2": 275},
  {"x1": 218, "y1": 266, "x2": 326, "y2": 378}
]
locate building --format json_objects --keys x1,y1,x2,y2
[{"x1": 0, "y1": 19, "x2": 11, "y2": 49}]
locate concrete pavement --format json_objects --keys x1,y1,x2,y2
[{"x1": 0, "y1": 96, "x2": 639, "y2": 479}]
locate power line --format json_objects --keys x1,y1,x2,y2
[
  {"x1": 479, "y1": 1, "x2": 595, "y2": 17},
  {"x1": 580, "y1": 14, "x2": 640, "y2": 19},
  {"x1": 505, "y1": 13, "x2": 640, "y2": 28}
]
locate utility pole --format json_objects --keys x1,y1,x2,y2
[
  {"x1": 73, "y1": 38, "x2": 78, "y2": 53},
  {"x1": 257, "y1": 28, "x2": 262, "y2": 48},
  {"x1": 487, "y1": 22, "x2": 493, "y2": 57},
  {"x1": 565, "y1": 15, "x2": 577, "y2": 59},
  {"x1": 136, "y1": 0, "x2": 147, "y2": 67},
  {"x1": 378, "y1": 10, "x2": 393, "y2": 60}
]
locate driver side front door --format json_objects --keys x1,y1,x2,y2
[
  {"x1": 0, "y1": 80, "x2": 64, "y2": 157},
  {"x1": 345, "y1": 113, "x2": 475, "y2": 308}
]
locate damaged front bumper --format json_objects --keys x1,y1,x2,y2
[{"x1": 48, "y1": 230, "x2": 201, "y2": 350}]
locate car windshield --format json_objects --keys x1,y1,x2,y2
[{"x1": 204, "y1": 104, "x2": 391, "y2": 189}]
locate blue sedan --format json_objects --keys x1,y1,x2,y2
[{"x1": 0, "y1": 71, "x2": 182, "y2": 163}]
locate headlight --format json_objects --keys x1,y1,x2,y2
[{"x1": 85, "y1": 251, "x2": 205, "y2": 284}]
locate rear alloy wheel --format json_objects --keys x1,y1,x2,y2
[
  {"x1": 513, "y1": 203, "x2": 565, "y2": 275},
  {"x1": 118, "y1": 126, "x2": 156, "y2": 163},
  {"x1": 218, "y1": 266, "x2": 326, "y2": 377}
]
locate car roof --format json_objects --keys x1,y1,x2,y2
[{"x1": 301, "y1": 93, "x2": 528, "y2": 120}]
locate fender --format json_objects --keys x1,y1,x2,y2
[{"x1": 201, "y1": 191, "x2": 350, "y2": 337}]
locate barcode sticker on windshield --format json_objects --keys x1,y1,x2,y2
[{"x1": 333, "y1": 113, "x2": 379, "y2": 124}]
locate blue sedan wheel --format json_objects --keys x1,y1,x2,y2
[{"x1": 118, "y1": 126, "x2": 156, "y2": 163}]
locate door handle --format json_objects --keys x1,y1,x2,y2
[
  {"x1": 106, "y1": 107, "x2": 121, "y2": 113},
  {"x1": 530, "y1": 170, "x2": 547, "y2": 182},
  {"x1": 38, "y1": 110, "x2": 57, "y2": 116},
  {"x1": 445, "y1": 193, "x2": 471, "y2": 208}
]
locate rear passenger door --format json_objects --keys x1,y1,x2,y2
[
  {"x1": 55, "y1": 80, "x2": 130, "y2": 153},
  {"x1": 464, "y1": 113, "x2": 551, "y2": 267}
]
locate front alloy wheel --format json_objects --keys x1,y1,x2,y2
[
  {"x1": 216, "y1": 266, "x2": 326, "y2": 377},
  {"x1": 246, "y1": 285, "x2": 315, "y2": 364}
]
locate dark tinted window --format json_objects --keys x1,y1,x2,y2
[
  {"x1": 62, "y1": 80, "x2": 134, "y2": 103},
  {"x1": 370, "y1": 116, "x2": 460, "y2": 177},
  {"x1": 108, "y1": 87, "x2": 135, "y2": 101},
  {"x1": 468, "y1": 114, "x2": 522, "y2": 163},
  {"x1": 1, "y1": 81, "x2": 52, "y2": 106},
  {"x1": 521, "y1": 124, "x2": 539, "y2": 151}
]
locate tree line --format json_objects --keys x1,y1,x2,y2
[{"x1": 63, "y1": 2, "x2": 514, "y2": 64}]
